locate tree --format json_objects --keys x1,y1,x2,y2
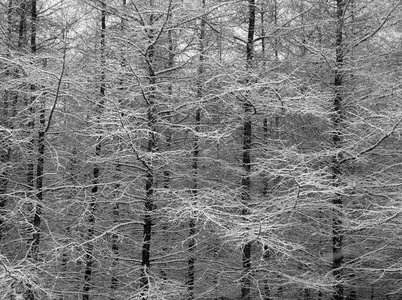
[
  {"x1": 331, "y1": 1, "x2": 346, "y2": 299},
  {"x1": 241, "y1": 0, "x2": 255, "y2": 299},
  {"x1": 82, "y1": 1, "x2": 106, "y2": 299},
  {"x1": 2, "y1": 0, "x2": 402, "y2": 299},
  {"x1": 186, "y1": 0, "x2": 206, "y2": 299}
]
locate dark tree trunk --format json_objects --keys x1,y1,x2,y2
[
  {"x1": 141, "y1": 121, "x2": 155, "y2": 297},
  {"x1": 32, "y1": 0, "x2": 42, "y2": 260},
  {"x1": 140, "y1": 4, "x2": 157, "y2": 296},
  {"x1": 25, "y1": 0, "x2": 35, "y2": 249},
  {"x1": 0, "y1": 141, "x2": 9, "y2": 242},
  {"x1": 273, "y1": 0, "x2": 279, "y2": 60},
  {"x1": 332, "y1": 1, "x2": 345, "y2": 300},
  {"x1": 110, "y1": 201, "x2": 119, "y2": 299},
  {"x1": 241, "y1": 1, "x2": 255, "y2": 300},
  {"x1": 261, "y1": 0, "x2": 269, "y2": 199},
  {"x1": 187, "y1": 2, "x2": 206, "y2": 299},
  {"x1": 110, "y1": 161, "x2": 120, "y2": 299},
  {"x1": 82, "y1": 3, "x2": 106, "y2": 299},
  {"x1": 32, "y1": 103, "x2": 43, "y2": 260},
  {"x1": 0, "y1": 119, "x2": 10, "y2": 243},
  {"x1": 18, "y1": 0, "x2": 27, "y2": 49},
  {"x1": 26, "y1": 1, "x2": 38, "y2": 299},
  {"x1": 28, "y1": 0, "x2": 38, "y2": 258},
  {"x1": 0, "y1": 0, "x2": 15, "y2": 242},
  {"x1": 109, "y1": 2, "x2": 127, "y2": 298},
  {"x1": 22, "y1": 0, "x2": 33, "y2": 217},
  {"x1": 164, "y1": 7, "x2": 174, "y2": 190},
  {"x1": 159, "y1": 17, "x2": 175, "y2": 282},
  {"x1": 30, "y1": 0, "x2": 36, "y2": 53},
  {"x1": 7, "y1": 0, "x2": 13, "y2": 39}
]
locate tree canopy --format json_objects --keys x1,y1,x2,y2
[{"x1": 1, "y1": 0, "x2": 402, "y2": 299}]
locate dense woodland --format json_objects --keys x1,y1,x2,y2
[{"x1": 1, "y1": 0, "x2": 402, "y2": 299}]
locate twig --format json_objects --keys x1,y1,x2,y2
[
  {"x1": 44, "y1": 30, "x2": 68, "y2": 134},
  {"x1": 338, "y1": 117, "x2": 402, "y2": 166},
  {"x1": 354, "y1": 0, "x2": 402, "y2": 47}
]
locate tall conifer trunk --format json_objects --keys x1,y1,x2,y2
[
  {"x1": 261, "y1": 4, "x2": 271, "y2": 293},
  {"x1": 140, "y1": 1, "x2": 157, "y2": 296},
  {"x1": 332, "y1": 1, "x2": 345, "y2": 299},
  {"x1": 160, "y1": 15, "x2": 175, "y2": 283},
  {"x1": 18, "y1": 0, "x2": 27, "y2": 49},
  {"x1": 21, "y1": 0, "x2": 34, "y2": 231},
  {"x1": 26, "y1": 1, "x2": 39, "y2": 299},
  {"x1": 241, "y1": 1, "x2": 255, "y2": 300},
  {"x1": 31, "y1": 0, "x2": 43, "y2": 261},
  {"x1": 187, "y1": 1, "x2": 206, "y2": 298},
  {"x1": 26, "y1": 0, "x2": 34, "y2": 200},
  {"x1": 7, "y1": 0, "x2": 13, "y2": 39},
  {"x1": 164, "y1": 23, "x2": 173, "y2": 191},
  {"x1": 109, "y1": 2, "x2": 127, "y2": 297},
  {"x1": 110, "y1": 187, "x2": 119, "y2": 299},
  {"x1": 0, "y1": 0, "x2": 15, "y2": 242},
  {"x1": 273, "y1": 0, "x2": 279, "y2": 60},
  {"x1": 110, "y1": 170, "x2": 120, "y2": 299},
  {"x1": 82, "y1": 2, "x2": 106, "y2": 299}
]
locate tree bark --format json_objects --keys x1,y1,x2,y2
[
  {"x1": 187, "y1": 2, "x2": 206, "y2": 298},
  {"x1": 110, "y1": 200, "x2": 119, "y2": 299},
  {"x1": 22, "y1": 0, "x2": 33, "y2": 226},
  {"x1": 18, "y1": 0, "x2": 27, "y2": 49},
  {"x1": 0, "y1": 0, "x2": 15, "y2": 242},
  {"x1": 31, "y1": 0, "x2": 42, "y2": 262},
  {"x1": 273, "y1": 0, "x2": 279, "y2": 60},
  {"x1": 164, "y1": 23, "x2": 173, "y2": 190},
  {"x1": 140, "y1": 1, "x2": 157, "y2": 296},
  {"x1": 25, "y1": 1, "x2": 39, "y2": 299},
  {"x1": 82, "y1": 2, "x2": 106, "y2": 299},
  {"x1": 332, "y1": 1, "x2": 345, "y2": 300},
  {"x1": 159, "y1": 14, "x2": 175, "y2": 283},
  {"x1": 241, "y1": 1, "x2": 255, "y2": 300},
  {"x1": 7, "y1": 0, "x2": 13, "y2": 40},
  {"x1": 0, "y1": 130, "x2": 9, "y2": 242},
  {"x1": 109, "y1": 2, "x2": 127, "y2": 298}
]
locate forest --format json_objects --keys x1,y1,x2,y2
[{"x1": 1, "y1": 0, "x2": 402, "y2": 299}]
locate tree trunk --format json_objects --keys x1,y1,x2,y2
[
  {"x1": 82, "y1": 2, "x2": 106, "y2": 299},
  {"x1": 159, "y1": 16, "x2": 175, "y2": 283},
  {"x1": 0, "y1": 0, "x2": 15, "y2": 242},
  {"x1": 22, "y1": 0, "x2": 34, "y2": 231},
  {"x1": 109, "y1": 1, "x2": 127, "y2": 297},
  {"x1": 110, "y1": 161, "x2": 120, "y2": 299},
  {"x1": 187, "y1": 2, "x2": 206, "y2": 299},
  {"x1": 241, "y1": 1, "x2": 255, "y2": 300},
  {"x1": 26, "y1": 1, "x2": 39, "y2": 299},
  {"x1": 260, "y1": 3, "x2": 272, "y2": 299},
  {"x1": 31, "y1": 0, "x2": 42, "y2": 261},
  {"x1": 164, "y1": 22, "x2": 173, "y2": 190},
  {"x1": 273, "y1": 0, "x2": 279, "y2": 60},
  {"x1": 7, "y1": 0, "x2": 13, "y2": 39},
  {"x1": 18, "y1": 0, "x2": 27, "y2": 49},
  {"x1": 110, "y1": 201, "x2": 119, "y2": 299},
  {"x1": 140, "y1": 111, "x2": 155, "y2": 297},
  {"x1": 140, "y1": 2, "x2": 157, "y2": 296},
  {"x1": 332, "y1": 1, "x2": 345, "y2": 300},
  {"x1": 0, "y1": 132, "x2": 9, "y2": 242}
]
